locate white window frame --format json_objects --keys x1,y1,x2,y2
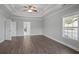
[{"x1": 62, "y1": 11, "x2": 79, "y2": 40}]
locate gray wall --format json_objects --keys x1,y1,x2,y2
[
  {"x1": 43, "y1": 5, "x2": 79, "y2": 51},
  {"x1": 13, "y1": 17, "x2": 43, "y2": 36},
  {"x1": 16, "y1": 21, "x2": 24, "y2": 36},
  {"x1": 31, "y1": 20, "x2": 43, "y2": 35},
  {"x1": 0, "y1": 15, "x2": 5, "y2": 42},
  {"x1": 0, "y1": 5, "x2": 12, "y2": 42},
  {"x1": 0, "y1": 15, "x2": 12, "y2": 42}
]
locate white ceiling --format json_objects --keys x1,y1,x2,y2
[{"x1": 4, "y1": 4, "x2": 63, "y2": 17}]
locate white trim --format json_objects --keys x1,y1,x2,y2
[
  {"x1": 30, "y1": 34, "x2": 43, "y2": 35},
  {"x1": 0, "y1": 40, "x2": 4, "y2": 43},
  {"x1": 43, "y1": 5, "x2": 75, "y2": 17},
  {"x1": 15, "y1": 34, "x2": 43, "y2": 36},
  {"x1": 44, "y1": 34, "x2": 79, "y2": 52},
  {"x1": 63, "y1": 11, "x2": 79, "y2": 17}
]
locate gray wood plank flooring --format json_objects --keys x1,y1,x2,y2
[{"x1": 0, "y1": 35, "x2": 78, "y2": 54}]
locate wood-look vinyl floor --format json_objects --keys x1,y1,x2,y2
[{"x1": 0, "y1": 35, "x2": 78, "y2": 54}]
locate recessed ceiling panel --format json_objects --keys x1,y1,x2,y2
[{"x1": 4, "y1": 4, "x2": 60, "y2": 17}]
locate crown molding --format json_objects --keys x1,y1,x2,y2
[
  {"x1": 43, "y1": 4, "x2": 76, "y2": 17},
  {"x1": 4, "y1": 4, "x2": 76, "y2": 18},
  {"x1": 4, "y1": 4, "x2": 58, "y2": 18}
]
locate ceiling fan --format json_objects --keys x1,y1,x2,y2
[{"x1": 23, "y1": 4, "x2": 38, "y2": 13}]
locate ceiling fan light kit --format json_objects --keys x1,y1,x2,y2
[{"x1": 23, "y1": 4, "x2": 38, "y2": 13}]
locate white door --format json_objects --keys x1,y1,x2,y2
[
  {"x1": 5, "y1": 20, "x2": 11, "y2": 40},
  {"x1": 0, "y1": 17, "x2": 5, "y2": 42},
  {"x1": 10, "y1": 21, "x2": 16, "y2": 37},
  {"x1": 24, "y1": 22, "x2": 31, "y2": 36}
]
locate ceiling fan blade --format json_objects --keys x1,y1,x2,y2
[
  {"x1": 33, "y1": 9, "x2": 37, "y2": 12},
  {"x1": 23, "y1": 9, "x2": 28, "y2": 11},
  {"x1": 24, "y1": 6, "x2": 28, "y2": 8}
]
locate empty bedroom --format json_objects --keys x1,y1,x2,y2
[{"x1": 0, "y1": 4, "x2": 79, "y2": 54}]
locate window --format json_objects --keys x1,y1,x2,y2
[{"x1": 63, "y1": 15, "x2": 78, "y2": 40}]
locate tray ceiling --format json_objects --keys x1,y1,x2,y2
[{"x1": 4, "y1": 4, "x2": 63, "y2": 17}]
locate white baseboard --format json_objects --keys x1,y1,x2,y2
[
  {"x1": 30, "y1": 34, "x2": 43, "y2": 35},
  {"x1": 0, "y1": 40, "x2": 4, "y2": 43},
  {"x1": 44, "y1": 34, "x2": 79, "y2": 52},
  {"x1": 15, "y1": 34, "x2": 43, "y2": 36}
]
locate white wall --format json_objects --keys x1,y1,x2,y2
[
  {"x1": 0, "y1": 5, "x2": 13, "y2": 42},
  {"x1": 16, "y1": 21, "x2": 24, "y2": 36},
  {"x1": 5, "y1": 20, "x2": 12, "y2": 40},
  {"x1": 12, "y1": 17, "x2": 43, "y2": 36},
  {"x1": 10, "y1": 21, "x2": 16, "y2": 36},
  {"x1": 0, "y1": 15, "x2": 12, "y2": 42},
  {"x1": 0, "y1": 15, "x2": 5, "y2": 42},
  {"x1": 31, "y1": 20, "x2": 43, "y2": 35},
  {"x1": 43, "y1": 5, "x2": 79, "y2": 51}
]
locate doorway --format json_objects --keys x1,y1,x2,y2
[{"x1": 24, "y1": 22, "x2": 31, "y2": 36}]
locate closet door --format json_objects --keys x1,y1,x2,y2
[
  {"x1": 0, "y1": 17, "x2": 5, "y2": 42},
  {"x1": 10, "y1": 21, "x2": 16, "y2": 37},
  {"x1": 24, "y1": 22, "x2": 31, "y2": 36},
  {"x1": 5, "y1": 20, "x2": 11, "y2": 40}
]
